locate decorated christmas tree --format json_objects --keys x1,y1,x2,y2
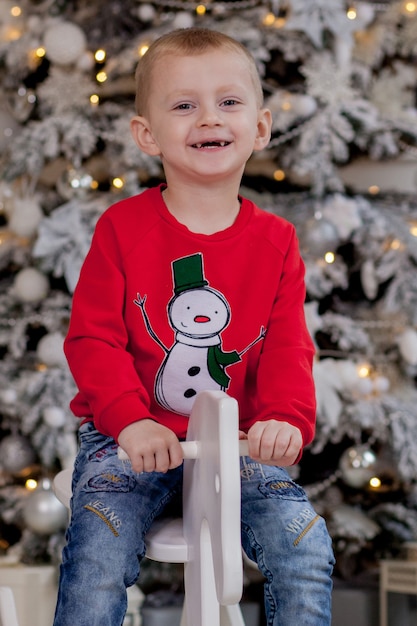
[{"x1": 1, "y1": 0, "x2": 417, "y2": 588}]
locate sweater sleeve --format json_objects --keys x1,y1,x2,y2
[
  {"x1": 255, "y1": 225, "x2": 316, "y2": 448},
  {"x1": 64, "y1": 213, "x2": 152, "y2": 441}
]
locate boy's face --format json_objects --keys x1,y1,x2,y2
[{"x1": 131, "y1": 49, "x2": 271, "y2": 186}]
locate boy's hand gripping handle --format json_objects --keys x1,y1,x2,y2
[{"x1": 117, "y1": 439, "x2": 249, "y2": 461}]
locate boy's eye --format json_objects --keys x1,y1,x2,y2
[
  {"x1": 222, "y1": 99, "x2": 239, "y2": 106},
  {"x1": 175, "y1": 103, "x2": 193, "y2": 110}
]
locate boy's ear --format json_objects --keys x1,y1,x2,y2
[
  {"x1": 130, "y1": 116, "x2": 161, "y2": 156},
  {"x1": 253, "y1": 108, "x2": 272, "y2": 152}
]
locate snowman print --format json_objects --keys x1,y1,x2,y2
[{"x1": 134, "y1": 253, "x2": 265, "y2": 415}]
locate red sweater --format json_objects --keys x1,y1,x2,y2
[{"x1": 64, "y1": 185, "x2": 316, "y2": 448}]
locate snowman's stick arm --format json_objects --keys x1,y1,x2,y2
[
  {"x1": 239, "y1": 325, "x2": 267, "y2": 357},
  {"x1": 133, "y1": 293, "x2": 168, "y2": 354}
]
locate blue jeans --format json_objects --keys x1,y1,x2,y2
[{"x1": 53, "y1": 422, "x2": 334, "y2": 625}]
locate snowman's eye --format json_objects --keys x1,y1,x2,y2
[{"x1": 187, "y1": 306, "x2": 190, "y2": 310}]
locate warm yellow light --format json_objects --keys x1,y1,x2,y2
[
  {"x1": 347, "y1": 7, "x2": 357, "y2": 19},
  {"x1": 281, "y1": 100, "x2": 292, "y2": 111},
  {"x1": 404, "y1": 1, "x2": 417, "y2": 13},
  {"x1": 274, "y1": 17, "x2": 286, "y2": 28},
  {"x1": 358, "y1": 363, "x2": 371, "y2": 378},
  {"x1": 196, "y1": 4, "x2": 207, "y2": 15},
  {"x1": 410, "y1": 225, "x2": 417, "y2": 237},
  {"x1": 368, "y1": 185, "x2": 380, "y2": 195},
  {"x1": 96, "y1": 71, "x2": 107, "y2": 83},
  {"x1": 94, "y1": 49, "x2": 106, "y2": 62},
  {"x1": 26, "y1": 479, "x2": 38, "y2": 491},
  {"x1": 324, "y1": 251, "x2": 335, "y2": 264},
  {"x1": 112, "y1": 177, "x2": 124, "y2": 189},
  {"x1": 4, "y1": 25, "x2": 22, "y2": 40},
  {"x1": 263, "y1": 12, "x2": 276, "y2": 26},
  {"x1": 90, "y1": 180, "x2": 99, "y2": 190},
  {"x1": 273, "y1": 169, "x2": 286, "y2": 181},
  {"x1": 390, "y1": 238, "x2": 401, "y2": 250},
  {"x1": 90, "y1": 94, "x2": 100, "y2": 106},
  {"x1": 11, "y1": 5, "x2": 22, "y2": 17},
  {"x1": 138, "y1": 44, "x2": 149, "y2": 57},
  {"x1": 369, "y1": 476, "x2": 381, "y2": 489},
  {"x1": 36, "y1": 47, "x2": 46, "y2": 58}
]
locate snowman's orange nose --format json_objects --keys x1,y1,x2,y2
[{"x1": 194, "y1": 315, "x2": 210, "y2": 323}]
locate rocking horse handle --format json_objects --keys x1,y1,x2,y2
[{"x1": 117, "y1": 439, "x2": 249, "y2": 461}]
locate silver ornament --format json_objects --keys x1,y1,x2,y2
[
  {"x1": 300, "y1": 216, "x2": 340, "y2": 257},
  {"x1": 57, "y1": 167, "x2": 94, "y2": 200},
  {"x1": 339, "y1": 444, "x2": 377, "y2": 489},
  {"x1": 23, "y1": 477, "x2": 68, "y2": 535}
]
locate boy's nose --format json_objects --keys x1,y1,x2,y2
[{"x1": 197, "y1": 106, "x2": 223, "y2": 126}]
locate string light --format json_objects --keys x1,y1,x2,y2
[
  {"x1": 112, "y1": 177, "x2": 125, "y2": 190},
  {"x1": 96, "y1": 70, "x2": 107, "y2": 83},
  {"x1": 273, "y1": 169, "x2": 285, "y2": 181},
  {"x1": 94, "y1": 49, "x2": 106, "y2": 63},
  {"x1": 3, "y1": 24, "x2": 22, "y2": 41},
  {"x1": 196, "y1": 4, "x2": 207, "y2": 15},
  {"x1": 390, "y1": 238, "x2": 402, "y2": 251},
  {"x1": 346, "y1": 6, "x2": 357, "y2": 19},
  {"x1": 403, "y1": 1, "x2": 417, "y2": 14},
  {"x1": 138, "y1": 44, "x2": 149, "y2": 57},
  {"x1": 10, "y1": 5, "x2": 22, "y2": 17},
  {"x1": 324, "y1": 251, "x2": 335, "y2": 264},
  {"x1": 26, "y1": 479, "x2": 38, "y2": 491},
  {"x1": 90, "y1": 94, "x2": 100, "y2": 106},
  {"x1": 35, "y1": 47, "x2": 46, "y2": 58},
  {"x1": 369, "y1": 476, "x2": 382, "y2": 489},
  {"x1": 357, "y1": 363, "x2": 371, "y2": 378},
  {"x1": 368, "y1": 185, "x2": 380, "y2": 195},
  {"x1": 262, "y1": 12, "x2": 276, "y2": 26}
]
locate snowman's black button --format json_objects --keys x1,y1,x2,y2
[
  {"x1": 184, "y1": 388, "x2": 197, "y2": 398},
  {"x1": 188, "y1": 366, "x2": 200, "y2": 377}
]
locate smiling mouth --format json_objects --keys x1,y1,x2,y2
[{"x1": 192, "y1": 141, "x2": 231, "y2": 149}]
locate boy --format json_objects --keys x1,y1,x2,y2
[{"x1": 54, "y1": 28, "x2": 334, "y2": 625}]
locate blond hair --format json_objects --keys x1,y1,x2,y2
[{"x1": 134, "y1": 28, "x2": 264, "y2": 116}]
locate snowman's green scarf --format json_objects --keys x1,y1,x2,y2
[{"x1": 207, "y1": 345, "x2": 241, "y2": 389}]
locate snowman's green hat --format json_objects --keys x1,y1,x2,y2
[{"x1": 172, "y1": 253, "x2": 208, "y2": 295}]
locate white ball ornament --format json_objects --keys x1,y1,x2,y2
[
  {"x1": 355, "y1": 3, "x2": 375, "y2": 27},
  {"x1": 44, "y1": 21, "x2": 87, "y2": 66},
  {"x1": 373, "y1": 376, "x2": 390, "y2": 394},
  {"x1": 8, "y1": 196, "x2": 43, "y2": 238},
  {"x1": 0, "y1": 434, "x2": 37, "y2": 476},
  {"x1": 0, "y1": 387, "x2": 17, "y2": 404},
  {"x1": 137, "y1": 3, "x2": 156, "y2": 22},
  {"x1": 397, "y1": 328, "x2": 417, "y2": 366},
  {"x1": 13, "y1": 267, "x2": 49, "y2": 304},
  {"x1": 0, "y1": 109, "x2": 20, "y2": 154},
  {"x1": 43, "y1": 406, "x2": 66, "y2": 428},
  {"x1": 301, "y1": 216, "x2": 340, "y2": 257},
  {"x1": 291, "y1": 94, "x2": 317, "y2": 118},
  {"x1": 76, "y1": 50, "x2": 95, "y2": 72},
  {"x1": 356, "y1": 376, "x2": 374, "y2": 396},
  {"x1": 172, "y1": 11, "x2": 195, "y2": 29},
  {"x1": 36, "y1": 331, "x2": 66, "y2": 367},
  {"x1": 23, "y1": 477, "x2": 68, "y2": 535}
]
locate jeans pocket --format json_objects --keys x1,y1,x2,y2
[
  {"x1": 258, "y1": 477, "x2": 308, "y2": 502},
  {"x1": 78, "y1": 422, "x2": 118, "y2": 462},
  {"x1": 82, "y1": 464, "x2": 137, "y2": 493}
]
